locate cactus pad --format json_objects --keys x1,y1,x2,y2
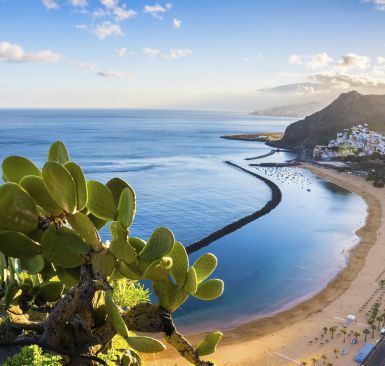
[
  {"x1": 139, "y1": 227, "x2": 175, "y2": 262},
  {"x1": 41, "y1": 225, "x2": 89, "y2": 268},
  {"x1": 86, "y1": 180, "x2": 117, "y2": 220},
  {"x1": 42, "y1": 162, "x2": 77, "y2": 214},
  {"x1": 2, "y1": 156, "x2": 41, "y2": 184},
  {"x1": 192, "y1": 253, "x2": 217, "y2": 283},
  {"x1": 20, "y1": 175, "x2": 63, "y2": 216},
  {"x1": 0, "y1": 183, "x2": 39, "y2": 233},
  {"x1": 169, "y1": 241, "x2": 188, "y2": 287},
  {"x1": 48, "y1": 141, "x2": 70, "y2": 165},
  {"x1": 193, "y1": 279, "x2": 224, "y2": 301},
  {"x1": 64, "y1": 162, "x2": 88, "y2": 211},
  {"x1": 196, "y1": 332, "x2": 223, "y2": 356},
  {"x1": 0, "y1": 231, "x2": 41, "y2": 258}
]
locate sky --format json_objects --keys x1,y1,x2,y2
[{"x1": 1, "y1": 0, "x2": 385, "y2": 110}]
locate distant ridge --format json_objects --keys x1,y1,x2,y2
[
  {"x1": 281, "y1": 91, "x2": 385, "y2": 147},
  {"x1": 250, "y1": 101, "x2": 321, "y2": 118}
]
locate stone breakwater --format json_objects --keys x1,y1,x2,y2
[{"x1": 186, "y1": 161, "x2": 282, "y2": 254}]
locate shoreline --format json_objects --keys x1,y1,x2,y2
[{"x1": 151, "y1": 163, "x2": 383, "y2": 365}]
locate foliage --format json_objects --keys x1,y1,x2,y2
[
  {"x1": 0, "y1": 141, "x2": 223, "y2": 366},
  {"x1": 112, "y1": 279, "x2": 149, "y2": 310},
  {"x1": 2, "y1": 345, "x2": 62, "y2": 366}
]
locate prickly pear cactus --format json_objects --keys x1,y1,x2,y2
[{"x1": 0, "y1": 141, "x2": 223, "y2": 366}]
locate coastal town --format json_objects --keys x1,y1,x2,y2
[{"x1": 313, "y1": 124, "x2": 385, "y2": 161}]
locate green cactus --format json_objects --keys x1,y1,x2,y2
[
  {"x1": 169, "y1": 241, "x2": 189, "y2": 287},
  {"x1": 125, "y1": 336, "x2": 166, "y2": 354},
  {"x1": 184, "y1": 266, "x2": 198, "y2": 294},
  {"x1": 18, "y1": 255, "x2": 45, "y2": 274},
  {"x1": 86, "y1": 180, "x2": 117, "y2": 220},
  {"x1": 109, "y1": 222, "x2": 137, "y2": 264},
  {"x1": 118, "y1": 186, "x2": 136, "y2": 228},
  {"x1": 0, "y1": 183, "x2": 39, "y2": 233},
  {"x1": 91, "y1": 250, "x2": 116, "y2": 278},
  {"x1": 193, "y1": 279, "x2": 224, "y2": 301},
  {"x1": 143, "y1": 257, "x2": 173, "y2": 281},
  {"x1": 192, "y1": 253, "x2": 217, "y2": 283},
  {"x1": 64, "y1": 162, "x2": 88, "y2": 211},
  {"x1": 66, "y1": 212, "x2": 102, "y2": 251},
  {"x1": 42, "y1": 162, "x2": 77, "y2": 214},
  {"x1": 153, "y1": 277, "x2": 189, "y2": 312},
  {"x1": 196, "y1": 332, "x2": 223, "y2": 356},
  {"x1": 20, "y1": 175, "x2": 63, "y2": 216},
  {"x1": 0, "y1": 141, "x2": 223, "y2": 366},
  {"x1": 56, "y1": 266, "x2": 80, "y2": 288},
  {"x1": 38, "y1": 281, "x2": 65, "y2": 302},
  {"x1": 2, "y1": 156, "x2": 41, "y2": 184},
  {"x1": 139, "y1": 227, "x2": 175, "y2": 262},
  {"x1": 129, "y1": 237, "x2": 146, "y2": 254},
  {"x1": 106, "y1": 177, "x2": 130, "y2": 205},
  {"x1": 41, "y1": 225, "x2": 88, "y2": 268},
  {"x1": 48, "y1": 141, "x2": 70, "y2": 165},
  {"x1": 0, "y1": 231, "x2": 41, "y2": 258}
]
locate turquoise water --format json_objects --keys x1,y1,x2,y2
[{"x1": 0, "y1": 109, "x2": 366, "y2": 331}]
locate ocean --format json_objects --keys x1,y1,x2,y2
[{"x1": 0, "y1": 109, "x2": 366, "y2": 331}]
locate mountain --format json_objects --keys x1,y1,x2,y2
[
  {"x1": 281, "y1": 91, "x2": 385, "y2": 147},
  {"x1": 250, "y1": 102, "x2": 322, "y2": 118}
]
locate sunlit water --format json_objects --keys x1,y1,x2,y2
[{"x1": 0, "y1": 109, "x2": 366, "y2": 331}]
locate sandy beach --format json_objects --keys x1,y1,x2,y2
[{"x1": 150, "y1": 164, "x2": 385, "y2": 365}]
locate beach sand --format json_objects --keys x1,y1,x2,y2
[{"x1": 148, "y1": 164, "x2": 385, "y2": 366}]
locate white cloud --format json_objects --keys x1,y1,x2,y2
[
  {"x1": 144, "y1": 4, "x2": 167, "y2": 19},
  {"x1": 289, "y1": 54, "x2": 304, "y2": 65},
  {"x1": 289, "y1": 52, "x2": 333, "y2": 69},
  {"x1": 97, "y1": 69, "x2": 133, "y2": 79},
  {"x1": 93, "y1": 21, "x2": 123, "y2": 40},
  {"x1": 142, "y1": 47, "x2": 192, "y2": 60},
  {"x1": 70, "y1": 0, "x2": 88, "y2": 7},
  {"x1": 173, "y1": 18, "x2": 182, "y2": 29},
  {"x1": 365, "y1": 0, "x2": 385, "y2": 11},
  {"x1": 42, "y1": 0, "x2": 59, "y2": 10},
  {"x1": 76, "y1": 24, "x2": 88, "y2": 29},
  {"x1": 113, "y1": 5, "x2": 137, "y2": 21},
  {"x1": 377, "y1": 56, "x2": 385, "y2": 65},
  {"x1": 337, "y1": 53, "x2": 370, "y2": 71},
  {"x1": 70, "y1": 60, "x2": 132, "y2": 80},
  {"x1": 114, "y1": 47, "x2": 127, "y2": 57},
  {"x1": 165, "y1": 3, "x2": 173, "y2": 10},
  {"x1": 100, "y1": 0, "x2": 117, "y2": 9},
  {"x1": 0, "y1": 42, "x2": 60, "y2": 63}
]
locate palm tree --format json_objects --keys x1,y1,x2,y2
[
  {"x1": 379, "y1": 279, "x2": 385, "y2": 288},
  {"x1": 371, "y1": 324, "x2": 377, "y2": 338},
  {"x1": 321, "y1": 354, "x2": 328, "y2": 364},
  {"x1": 329, "y1": 326, "x2": 337, "y2": 339},
  {"x1": 310, "y1": 356, "x2": 319, "y2": 366},
  {"x1": 363, "y1": 328, "x2": 370, "y2": 341},
  {"x1": 377, "y1": 316, "x2": 383, "y2": 329},
  {"x1": 333, "y1": 348, "x2": 339, "y2": 359},
  {"x1": 300, "y1": 362, "x2": 308, "y2": 366},
  {"x1": 322, "y1": 326, "x2": 328, "y2": 335},
  {"x1": 340, "y1": 328, "x2": 348, "y2": 342},
  {"x1": 353, "y1": 331, "x2": 360, "y2": 343}
]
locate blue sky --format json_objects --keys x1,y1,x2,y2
[{"x1": 1, "y1": 0, "x2": 385, "y2": 109}]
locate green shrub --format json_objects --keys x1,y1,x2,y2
[{"x1": 2, "y1": 345, "x2": 62, "y2": 366}]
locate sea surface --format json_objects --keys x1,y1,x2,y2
[{"x1": 0, "y1": 109, "x2": 366, "y2": 331}]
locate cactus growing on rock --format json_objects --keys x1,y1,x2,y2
[{"x1": 0, "y1": 141, "x2": 223, "y2": 366}]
